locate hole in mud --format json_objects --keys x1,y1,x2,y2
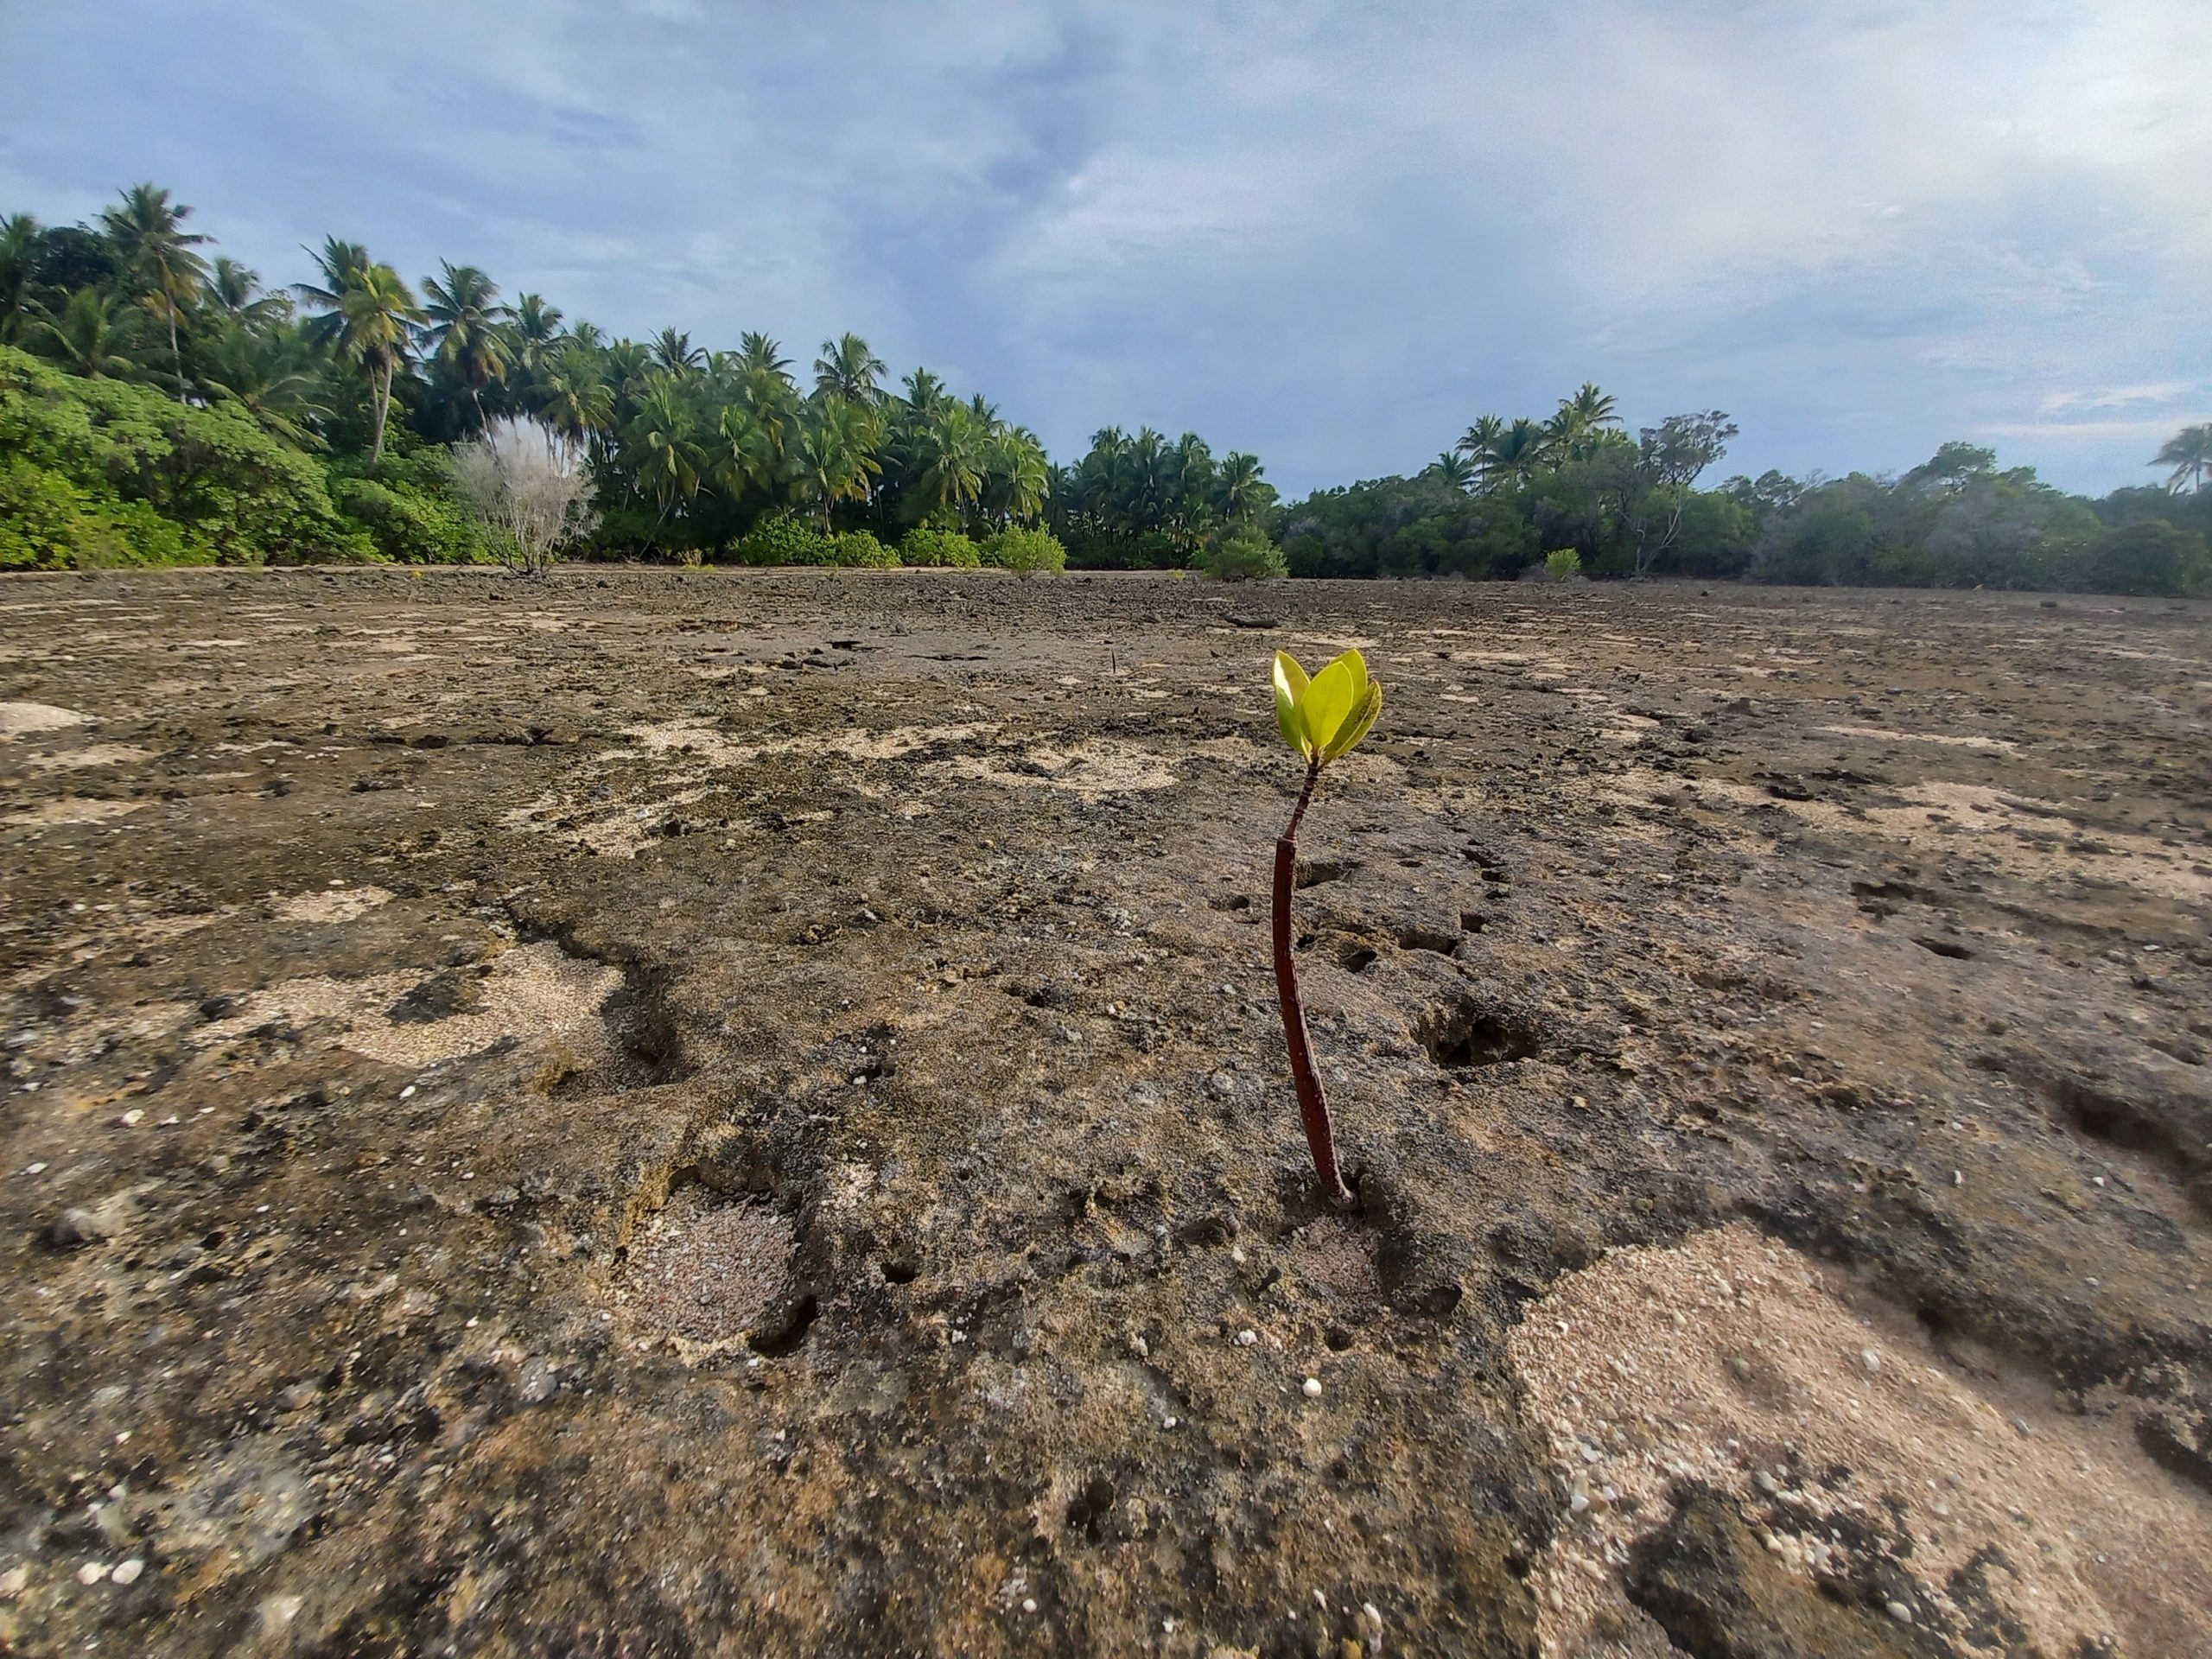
[
  {"x1": 1396, "y1": 925, "x2": 1459, "y2": 956},
  {"x1": 1294, "y1": 858, "x2": 1355, "y2": 890},
  {"x1": 1207, "y1": 893, "x2": 1252, "y2": 912},
  {"x1": 1459, "y1": 911, "x2": 1488, "y2": 933},
  {"x1": 1418, "y1": 995, "x2": 1544, "y2": 1070},
  {"x1": 880, "y1": 1256, "x2": 918, "y2": 1285},
  {"x1": 750, "y1": 1293, "x2": 818, "y2": 1357},
  {"x1": 1338, "y1": 944, "x2": 1380, "y2": 975},
  {"x1": 1324, "y1": 1325, "x2": 1355, "y2": 1351},
  {"x1": 620, "y1": 1184, "x2": 792, "y2": 1344},
  {"x1": 1914, "y1": 935, "x2": 1975, "y2": 960},
  {"x1": 1064, "y1": 1476, "x2": 1117, "y2": 1543}
]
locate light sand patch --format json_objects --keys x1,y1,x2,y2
[
  {"x1": 616, "y1": 720, "x2": 992, "y2": 770},
  {"x1": 193, "y1": 942, "x2": 623, "y2": 1071},
  {"x1": 4, "y1": 798, "x2": 141, "y2": 828},
  {"x1": 271, "y1": 886, "x2": 396, "y2": 924},
  {"x1": 25, "y1": 744, "x2": 153, "y2": 770},
  {"x1": 1818, "y1": 724, "x2": 2018, "y2": 752},
  {"x1": 1511, "y1": 1224, "x2": 2212, "y2": 1659},
  {"x1": 0, "y1": 702, "x2": 90, "y2": 738},
  {"x1": 931, "y1": 740, "x2": 1176, "y2": 798},
  {"x1": 501, "y1": 785, "x2": 717, "y2": 858},
  {"x1": 1613, "y1": 769, "x2": 2212, "y2": 903}
]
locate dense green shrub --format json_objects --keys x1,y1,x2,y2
[
  {"x1": 330, "y1": 473, "x2": 486, "y2": 564},
  {"x1": 1196, "y1": 524, "x2": 1287, "y2": 580},
  {"x1": 736, "y1": 513, "x2": 833, "y2": 566},
  {"x1": 981, "y1": 524, "x2": 1067, "y2": 576},
  {"x1": 1543, "y1": 549, "x2": 1582, "y2": 581},
  {"x1": 0, "y1": 345, "x2": 373, "y2": 565},
  {"x1": 899, "y1": 525, "x2": 982, "y2": 567},
  {"x1": 830, "y1": 529, "x2": 899, "y2": 568},
  {"x1": 2072, "y1": 520, "x2": 2209, "y2": 596}
]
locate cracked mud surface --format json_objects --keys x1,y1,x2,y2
[{"x1": 1, "y1": 569, "x2": 2209, "y2": 1657}]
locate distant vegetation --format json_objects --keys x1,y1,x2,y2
[
  {"x1": 1282, "y1": 389, "x2": 2210, "y2": 596},
  {"x1": 1, "y1": 184, "x2": 2205, "y2": 594}
]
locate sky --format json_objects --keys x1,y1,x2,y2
[{"x1": 3, "y1": 0, "x2": 2206, "y2": 498}]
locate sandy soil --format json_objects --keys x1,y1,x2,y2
[{"x1": 0, "y1": 568, "x2": 2208, "y2": 1658}]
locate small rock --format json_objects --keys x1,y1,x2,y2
[
  {"x1": 1886, "y1": 1599, "x2": 1914, "y2": 1624},
  {"x1": 77, "y1": 1561, "x2": 106, "y2": 1586},
  {"x1": 48, "y1": 1206, "x2": 118, "y2": 1248},
  {"x1": 1235, "y1": 1329, "x2": 1257, "y2": 1346},
  {"x1": 1020, "y1": 1597, "x2": 1038, "y2": 1614},
  {"x1": 517, "y1": 1357, "x2": 561, "y2": 1405},
  {"x1": 110, "y1": 1559, "x2": 144, "y2": 1586},
  {"x1": 1860, "y1": 1348, "x2": 1881, "y2": 1373},
  {"x1": 0, "y1": 1564, "x2": 28, "y2": 1598},
  {"x1": 1302, "y1": 1376, "x2": 1323, "y2": 1399}
]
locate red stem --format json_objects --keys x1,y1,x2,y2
[{"x1": 1274, "y1": 760, "x2": 1354, "y2": 1209}]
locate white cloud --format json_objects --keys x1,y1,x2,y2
[{"x1": 4, "y1": 0, "x2": 2207, "y2": 493}]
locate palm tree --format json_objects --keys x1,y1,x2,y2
[
  {"x1": 737, "y1": 332, "x2": 790, "y2": 378},
  {"x1": 900, "y1": 366, "x2": 950, "y2": 419},
  {"x1": 626, "y1": 374, "x2": 702, "y2": 524},
  {"x1": 533, "y1": 345, "x2": 613, "y2": 458},
  {"x1": 202, "y1": 256, "x2": 289, "y2": 327},
  {"x1": 651, "y1": 328, "x2": 704, "y2": 375},
  {"x1": 98, "y1": 183, "x2": 210, "y2": 403},
  {"x1": 566, "y1": 320, "x2": 607, "y2": 353},
  {"x1": 791, "y1": 398, "x2": 882, "y2": 528},
  {"x1": 1455, "y1": 414, "x2": 1505, "y2": 461},
  {"x1": 2152, "y1": 424, "x2": 2212, "y2": 493},
  {"x1": 505, "y1": 292, "x2": 564, "y2": 410},
  {"x1": 988, "y1": 425, "x2": 1050, "y2": 524},
  {"x1": 1, "y1": 213, "x2": 43, "y2": 346},
  {"x1": 296, "y1": 240, "x2": 423, "y2": 463},
  {"x1": 200, "y1": 322, "x2": 332, "y2": 447},
  {"x1": 1217, "y1": 451, "x2": 1268, "y2": 521},
  {"x1": 711, "y1": 401, "x2": 782, "y2": 504},
  {"x1": 422, "y1": 262, "x2": 512, "y2": 440},
  {"x1": 814, "y1": 332, "x2": 886, "y2": 404},
  {"x1": 1427, "y1": 451, "x2": 1478, "y2": 493},
  {"x1": 1564, "y1": 382, "x2": 1619, "y2": 433},
  {"x1": 1472, "y1": 417, "x2": 1553, "y2": 489},
  {"x1": 30, "y1": 287, "x2": 147, "y2": 379},
  {"x1": 915, "y1": 403, "x2": 988, "y2": 524}
]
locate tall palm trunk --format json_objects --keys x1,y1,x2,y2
[{"x1": 369, "y1": 361, "x2": 391, "y2": 465}]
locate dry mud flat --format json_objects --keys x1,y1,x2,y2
[{"x1": 0, "y1": 569, "x2": 2209, "y2": 1659}]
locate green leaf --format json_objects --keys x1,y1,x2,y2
[
  {"x1": 1323, "y1": 679, "x2": 1382, "y2": 760},
  {"x1": 1301, "y1": 650, "x2": 1363, "y2": 754},
  {"x1": 1273, "y1": 650, "x2": 1311, "y2": 756}
]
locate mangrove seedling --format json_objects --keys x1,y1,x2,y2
[{"x1": 1269, "y1": 647, "x2": 1383, "y2": 1209}]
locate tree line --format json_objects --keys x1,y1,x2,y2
[
  {"x1": 1279, "y1": 388, "x2": 2209, "y2": 596},
  {"x1": 1, "y1": 182, "x2": 2205, "y2": 594}
]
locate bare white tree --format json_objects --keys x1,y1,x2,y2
[{"x1": 454, "y1": 418, "x2": 598, "y2": 575}]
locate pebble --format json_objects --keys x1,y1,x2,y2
[
  {"x1": 1860, "y1": 1348, "x2": 1880, "y2": 1373},
  {"x1": 1301, "y1": 1377, "x2": 1323, "y2": 1399},
  {"x1": 1236, "y1": 1329, "x2": 1257, "y2": 1346},
  {"x1": 110, "y1": 1559, "x2": 144, "y2": 1586},
  {"x1": 1568, "y1": 1492, "x2": 1590, "y2": 1514},
  {"x1": 0, "y1": 1565, "x2": 27, "y2": 1598},
  {"x1": 1020, "y1": 1597, "x2": 1038, "y2": 1614},
  {"x1": 517, "y1": 1357, "x2": 561, "y2": 1404},
  {"x1": 119, "y1": 1109, "x2": 143, "y2": 1127},
  {"x1": 77, "y1": 1561, "x2": 106, "y2": 1586},
  {"x1": 1886, "y1": 1599, "x2": 1914, "y2": 1624},
  {"x1": 1230, "y1": 1247, "x2": 1248, "y2": 1266}
]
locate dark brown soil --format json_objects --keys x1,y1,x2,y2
[{"x1": 0, "y1": 569, "x2": 2208, "y2": 1657}]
